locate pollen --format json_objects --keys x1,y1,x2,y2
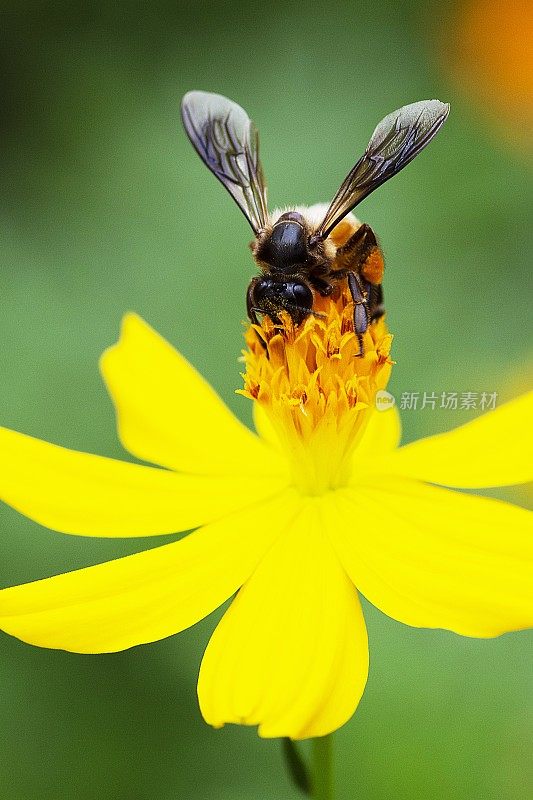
[{"x1": 239, "y1": 286, "x2": 394, "y2": 495}]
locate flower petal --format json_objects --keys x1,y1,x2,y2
[
  {"x1": 355, "y1": 405, "x2": 401, "y2": 460},
  {"x1": 0, "y1": 491, "x2": 298, "y2": 652},
  {"x1": 198, "y1": 500, "x2": 368, "y2": 740},
  {"x1": 253, "y1": 402, "x2": 281, "y2": 452},
  {"x1": 382, "y1": 391, "x2": 533, "y2": 487},
  {"x1": 100, "y1": 313, "x2": 279, "y2": 476},
  {"x1": 328, "y1": 479, "x2": 533, "y2": 637},
  {"x1": 0, "y1": 426, "x2": 285, "y2": 537}
]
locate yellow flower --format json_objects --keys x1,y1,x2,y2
[{"x1": 0, "y1": 292, "x2": 532, "y2": 740}]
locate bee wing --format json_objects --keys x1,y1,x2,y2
[
  {"x1": 314, "y1": 100, "x2": 450, "y2": 240},
  {"x1": 181, "y1": 91, "x2": 268, "y2": 234}
]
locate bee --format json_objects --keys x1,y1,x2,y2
[{"x1": 181, "y1": 91, "x2": 449, "y2": 352}]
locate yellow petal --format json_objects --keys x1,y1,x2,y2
[
  {"x1": 0, "y1": 426, "x2": 285, "y2": 537},
  {"x1": 253, "y1": 402, "x2": 281, "y2": 452},
  {"x1": 383, "y1": 391, "x2": 533, "y2": 487},
  {"x1": 328, "y1": 478, "x2": 533, "y2": 637},
  {"x1": 354, "y1": 405, "x2": 401, "y2": 461},
  {"x1": 198, "y1": 500, "x2": 368, "y2": 740},
  {"x1": 0, "y1": 491, "x2": 298, "y2": 652},
  {"x1": 100, "y1": 313, "x2": 279, "y2": 476}
]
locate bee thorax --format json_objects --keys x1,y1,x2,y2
[{"x1": 255, "y1": 219, "x2": 311, "y2": 273}]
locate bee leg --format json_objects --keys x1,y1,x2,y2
[
  {"x1": 309, "y1": 276, "x2": 334, "y2": 297},
  {"x1": 369, "y1": 282, "x2": 385, "y2": 321},
  {"x1": 246, "y1": 280, "x2": 269, "y2": 351},
  {"x1": 347, "y1": 271, "x2": 370, "y2": 356},
  {"x1": 335, "y1": 223, "x2": 377, "y2": 268},
  {"x1": 246, "y1": 280, "x2": 260, "y2": 325},
  {"x1": 335, "y1": 225, "x2": 385, "y2": 300}
]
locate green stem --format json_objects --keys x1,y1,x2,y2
[{"x1": 311, "y1": 734, "x2": 334, "y2": 800}]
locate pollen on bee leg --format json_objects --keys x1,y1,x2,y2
[
  {"x1": 239, "y1": 286, "x2": 394, "y2": 495},
  {"x1": 361, "y1": 249, "x2": 385, "y2": 285}
]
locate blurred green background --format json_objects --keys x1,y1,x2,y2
[{"x1": 0, "y1": 1, "x2": 532, "y2": 798}]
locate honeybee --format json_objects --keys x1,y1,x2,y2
[{"x1": 181, "y1": 91, "x2": 449, "y2": 352}]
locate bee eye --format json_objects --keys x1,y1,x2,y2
[
  {"x1": 291, "y1": 282, "x2": 313, "y2": 308},
  {"x1": 253, "y1": 279, "x2": 272, "y2": 303}
]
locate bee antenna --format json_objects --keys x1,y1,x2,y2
[
  {"x1": 250, "y1": 305, "x2": 326, "y2": 321},
  {"x1": 286, "y1": 304, "x2": 326, "y2": 320}
]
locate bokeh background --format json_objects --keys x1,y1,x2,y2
[{"x1": 0, "y1": 1, "x2": 532, "y2": 798}]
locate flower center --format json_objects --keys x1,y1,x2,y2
[{"x1": 239, "y1": 287, "x2": 394, "y2": 496}]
